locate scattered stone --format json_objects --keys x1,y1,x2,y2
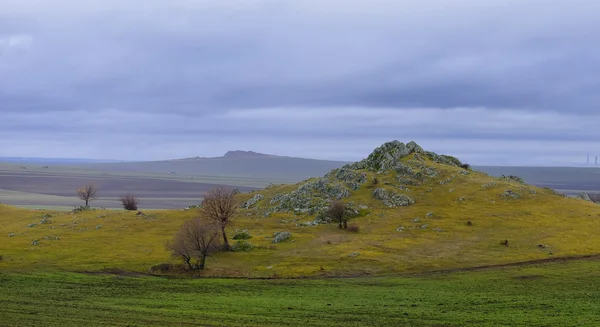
[
  {"x1": 8, "y1": 233, "x2": 16, "y2": 237},
  {"x1": 426, "y1": 212, "x2": 433, "y2": 218},
  {"x1": 459, "y1": 170, "x2": 470, "y2": 175},
  {"x1": 372, "y1": 188, "x2": 415, "y2": 207},
  {"x1": 243, "y1": 194, "x2": 264, "y2": 208},
  {"x1": 43, "y1": 235, "x2": 60, "y2": 240},
  {"x1": 396, "y1": 226, "x2": 405, "y2": 232},
  {"x1": 432, "y1": 227, "x2": 444, "y2": 232},
  {"x1": 31, "y1": 239, "x2": 40, "y2": 246},
  {"x1": 449, "y1": 188, "x2": 455, "y2": 192},
  {"x1": 420, "y1": 224, "x2": 428, "y2": 229},
  {"x1": 500, "y1": 175, "x2": 525, "y2": 184},
  {"x1": 95, "y1": 225, "x2": 103, "y2": 230},
  {"x1": 458, "y1": 196, "x2": 467, "y2": 202},
  {"x1": 272, "y1": 231, "x2": 292, "y2": 243},
  {"x1": 411, "y1": 217, "x2": 421, "y2": 223},
  {"x1": 347, "y1": 252, "x2": 360, "y2": 258},
  {"x1": 439, "y1": 178, "x2": 452, "y2": 185},
  {"x1": 502, "y1": 190, "x2": 520, "y2": 199},
  {"x1": 482, "y1": 182, "x2": 497, "y2": 189}
]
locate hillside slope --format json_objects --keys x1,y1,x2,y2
[{"x1": 2, "y1": 141, "x2": 600, "y2": 277}]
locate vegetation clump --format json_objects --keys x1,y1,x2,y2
[
  {"x1": 231, "y1": 240, "x2": 254, "y2": 252},
  {"x1": 232, "y1": 230, "x2": 252, "y2": 240},
  {"x1": 167, "y1": 217, "x2": 221, "y2": 270},
  {"x1": 120, "y1": 194, "x2": 139, "y2": 211}
]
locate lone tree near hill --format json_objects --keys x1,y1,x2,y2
[
  {"x1": 327, "y1": 200, "x2": 348, "y2": 229},
  {"x1": 200, "y1": 186, "x2": 239, "y2": 251},
  {"x1": 167, "y1": 217, "x2": 221, "y2": 270},
  {"x1": 77, "y1": 183, "x2": 98, "y2": 207},
  {"x1": 120, "y1": 193, "x2": 139, "y2": 211}
]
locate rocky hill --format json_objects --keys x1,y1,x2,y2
[{"x1": 2, "y1": 140, "x2": 600, "y2": 277}]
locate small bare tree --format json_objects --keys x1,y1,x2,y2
[
  {"x1": 167, "y1": 218, "x2": 221, "y2": 270},
  {"x1": 77, "y1": 183, "x2": 98, "y2": 207},
  {"x1": 120, "y1": 193, "x2": 139, "y2": 211},
  {"x1": 327, "y1": 200, "x2": 347, "y2": 229},
  {"x1": 200, "y1": 186, "x2": 238, "y2": 251}
]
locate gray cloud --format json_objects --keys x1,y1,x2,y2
[{"x1": 1, "y1": 0, "x2": 599, "y2": 165}]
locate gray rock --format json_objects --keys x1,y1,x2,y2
[
  {"x1": 243, "y1": 194, "x2": 264, "y2": 208},
  {"x1": 272, "y1": 231, "x2": 292, "y2": 243},
  {"x1": 372, "y1": 188, "x2": 415, "y2": 207},
  {"x1": 502, "y1": 190, "x2": 520, "y2": 199},
  {"x1": 576, "y1": 192, "x2": 592, "y2": 202}
]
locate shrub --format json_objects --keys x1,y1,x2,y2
[
  {"x1": 347, "y1": 224, "x2": 360, "y2": 233},
  {"x1": 466, "y1": 220, "x2": 473, "y2": 226},
  {"x1": 232, "y1": 230, "x2": 252, "y2": 240},
  {"x1": 372, "y1": 176, "x2": 379, "y2": 185},
  {"x1": 232, "y1": 240, "x2": 253, "y2": 252},
  {"x1": 120, "y1": 194, "x2": 139, "y2": 211},
  {"x1": 72, "y1": 205, "x2": 94, "y2": 213},
  {"x1": 500, "y1": 239, "x2": 509, "y2": 246},
  {"x1": 460, "y1": 163, "x2": 471, "y2": 170}
]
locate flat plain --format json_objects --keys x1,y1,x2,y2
[{"x1": 2, "y1": 258, "x2": 600, "y2": 326}]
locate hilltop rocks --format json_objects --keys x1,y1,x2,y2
[
  {"x1": 576, "y1": 192, "x2": 592, "y2": 202},
  {"x1": 243, "y1": 194, "x2": 264, "y2": 208},
  {"x1": 345, "y1": 141, "x2": 425, "y2": 172},
  {"x1": 373, "y1": 188, "x2": 415, "y2": 207},
  {"x1": 343, "y1": 140, "x2": 464, "y2": 174}
]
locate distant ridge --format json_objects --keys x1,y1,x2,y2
[{"x1": 223, "y1": 150, "x2": 274, "y2": 158}]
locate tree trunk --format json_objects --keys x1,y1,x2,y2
[
  {"x1": 184, "y1": 257, "x2": 193, "y2": 271},
  {"x1": 343, "y1": 220, "x2": 348, "y2": 229},
  {"x1": 199, "y1": 255, "x2": 207, "y2": 270},
  {"x1": 221, "y1": 226, "x2": 230, "y2": 251},
  {"x1": 85, "y1": 199, "x2": 89, "y2": 207}
]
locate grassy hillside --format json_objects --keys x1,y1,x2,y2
[{"x1": 1, "y1": 141, "x2": 600, "y2": 277}]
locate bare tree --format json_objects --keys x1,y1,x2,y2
[
  {"x1": 120, "y1": 193, "x2": 139, "y2": 211},
  {"x1": 327, "y1": 200, "x2": 347, "y2": 229},
  {"x1": 77, "y1": 183, "x2": 98, "y2": 207},
  {"x1": 200, "y1": 186, "x2": 238, "y2": 251},
  {"x1": 167, "y1": 218, "x2": 221, "y2": 270}
]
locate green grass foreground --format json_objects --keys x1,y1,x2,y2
[{"x1": 2, "y1": 259, "x2": 600, "y2": 327}]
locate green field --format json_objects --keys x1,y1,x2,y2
[{"x1": 2, "y1": 258, "x2": 600, "y2": 326}]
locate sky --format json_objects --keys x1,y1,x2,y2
[{"x1": 1, "y1": 0, "x2": 599, "y2": 166}]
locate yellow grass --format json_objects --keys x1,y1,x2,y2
[{"x1": 2, "y1": 154, "x2": 600, "y2": 277}]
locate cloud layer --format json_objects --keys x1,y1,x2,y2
[{"x1": 1, "y1": 0, "x2": 599, "y2": 165}]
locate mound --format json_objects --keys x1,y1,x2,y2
[{"x1": 2, "y1": 140, "x2": 600, "y2": 278}]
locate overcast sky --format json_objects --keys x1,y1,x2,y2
[{"x1": 1, "y1": 0, "x2": 599, "y2": 165}]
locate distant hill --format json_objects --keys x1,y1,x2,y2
[
  {"x1": 0, "y1": 157, "x2": 123, "y2": 165},
  {"x1": 64, "y1": 152, "x2": 350, "y2": 185}
]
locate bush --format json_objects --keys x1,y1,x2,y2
[
  {"x1": 231, "y1": 240, "x2": 254, "y2": 252},
  {"x1": 72, "y1": 205, "x2": 93, "y2": 213},
  {"x1": 460, "y1": 163, "x2": 471, "y2": 170},
  {"x1": 120, "y1": 194, "x2": 139, "y2": 211},
  {"x1": 347, "y1": 224, "x2": 360, "y2": 233},
  {"x1": 232, "y1": 230, "x2": 252, "y2": 240}
]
